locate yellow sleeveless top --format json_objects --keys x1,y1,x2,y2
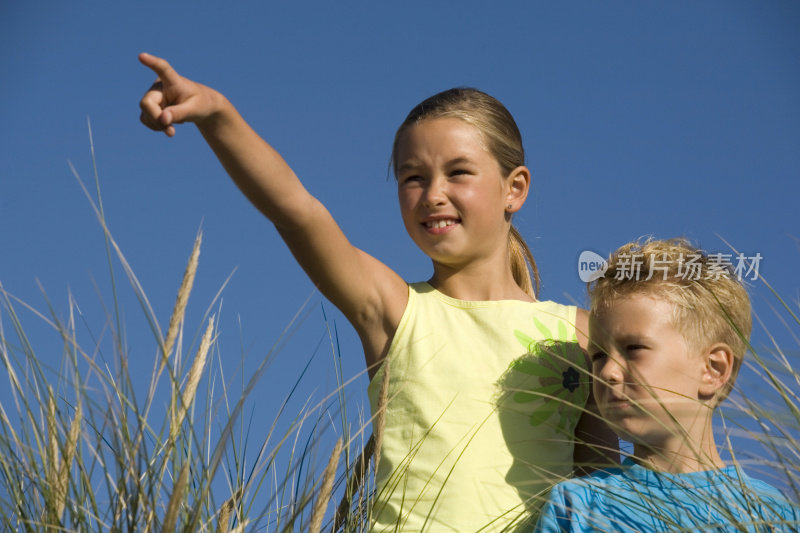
[{"x1": 368, "y1": 283, "x2": 589, "y2": 532}]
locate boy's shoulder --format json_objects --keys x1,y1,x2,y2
[
  {"x1": 545, "y1": 463, "x2": 627, "y2": 502},
  {"x1": 551, "y1": 458, "x2": 791, "y2": 499},
  {"x1": 542, "y1": 459, "x2": 798, "y2": 532}
]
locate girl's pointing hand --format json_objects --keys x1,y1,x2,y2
[{"x1": 138, "y1": 53, "x2": 221, "y2": 137}]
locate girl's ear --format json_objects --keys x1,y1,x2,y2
[
  {"x1": 505, "y1": 165, "x2": 531, "y2": 213},
  {"x1": 698, "y1": 343, "x2": 734, "y2": 401}
]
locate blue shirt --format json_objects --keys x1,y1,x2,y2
[{"x1": 535, "y1": 458, "x2": 798, "y2": 532}]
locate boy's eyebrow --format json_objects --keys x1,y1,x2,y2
[
  {"x1": 606, "y1": 334, "x2": 657, "y2": 351},
  {"x1": 616, "y1": 333, "x2": 654, "y2": 344},
  {"x1": 588, "y1": 333, "x2": 656, "y2": 349},
  {"x1": 587, "y1": 338, "x2": 606, "y2": 351}
]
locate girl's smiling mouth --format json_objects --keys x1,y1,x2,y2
[{"x1": 423, "y1": 218, "x2": 460, "y2": 234}]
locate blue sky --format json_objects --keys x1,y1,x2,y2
[{"x1": 1, "y1": 1, "x2": 799, "y2": 496}]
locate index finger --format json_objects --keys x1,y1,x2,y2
[{"x1": 138, "y1": 52, "x2": 181, "y2": 84}]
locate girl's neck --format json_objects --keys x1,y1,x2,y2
[{"x1": 428, "y1": 260, "x2": 533, "y2": 302}]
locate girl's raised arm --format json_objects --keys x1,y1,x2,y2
[{"x1": 138, "y1": 53, "x2": 407, "y2": 372}]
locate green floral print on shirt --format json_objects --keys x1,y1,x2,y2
[{"x1": 509, "y1": 317, "x2": 589, "y2": 434}]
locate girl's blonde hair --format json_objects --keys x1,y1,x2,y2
[{"x1": 391, "y1": 88, "x2": 540, "y2": 298}]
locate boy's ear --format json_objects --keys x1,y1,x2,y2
[
  {"x1": 698, "y1": 343, "x2": 734, "y2": 400},
  {"x1": 505, "y1": 166, "x2": 530, "y2": 213}
]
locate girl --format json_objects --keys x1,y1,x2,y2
[{"x1": 138, "y1": 53, "x2": 615, "y2": 531}]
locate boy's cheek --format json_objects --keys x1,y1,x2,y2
[{"x1": 591, "y1": 375, "x2": 606, "y2": 400}]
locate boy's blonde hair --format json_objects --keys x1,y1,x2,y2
[
  {"x1": 390, "y1": 88, "x2": 540, "y2": 299},
  {"x1": 587, "y1": 238, "x2": 752, "y2": 402}
]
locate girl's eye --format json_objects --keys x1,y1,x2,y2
[{"x1": 449, "y1": 169, "x2": 470, "y2": 177}]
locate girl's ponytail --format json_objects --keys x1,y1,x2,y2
[{"x1": 509, "y1": 225, "x2": 540, "y2": 300}]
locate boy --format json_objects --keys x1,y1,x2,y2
[{"x1": 536, "y1": 238, "x2": 798, "y2": 532}]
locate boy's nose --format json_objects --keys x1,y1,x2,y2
[{"x1": 598, "y1": 356, "x2": 625, "y2": 385}]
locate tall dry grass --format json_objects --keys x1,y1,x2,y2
[
  {"x1": 0, "y1": 227, "x2": 360, "y2": 531},
  {"x1": 0, "y1": 139, "x2": 373, "y2": 532}
]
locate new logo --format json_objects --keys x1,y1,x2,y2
[{"x1": 578, "y1": 251, "x2": 608, "y2": 283}]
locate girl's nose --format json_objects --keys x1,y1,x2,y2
[{"x1": 422, "y1": 176, "x2": 447, "y2": 207}]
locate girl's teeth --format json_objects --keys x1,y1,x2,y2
[{"x1": 427, "y1": 220, "x2": 455, "y2": 228}]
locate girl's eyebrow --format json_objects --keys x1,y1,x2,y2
[
  {"x1": 398, "y1": 156, "x2": 476, "y2": 174},
  {"x1": 444, "y1": 157, "x2": 475, "y2": 168},
  {"x1": 397, "y1": 160, "x2": 422, "y2": 173}
]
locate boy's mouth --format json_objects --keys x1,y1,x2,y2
[{"x1": 603, "y1": 393, "x2": 632, "y2": 409}]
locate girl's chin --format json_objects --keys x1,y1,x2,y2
[{"x1": 413, "y1": 241, "x2": 463, "y2": 263}]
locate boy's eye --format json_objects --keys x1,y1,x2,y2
[
  {"x1": 590, "y1": 351, "x2": 607, "y2": 363},
  {"x1": 624, "y1": 344, "x2": 647, "y2": 357},
  {"x1": 401, "y1": 175, "x2": 423, "y2": 184}
]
